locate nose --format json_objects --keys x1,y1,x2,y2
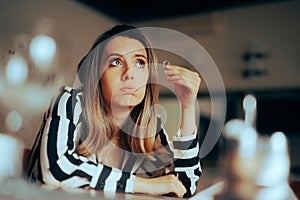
[{"x1": 122, "y1": 65, "x2": 135, "y2": 81}]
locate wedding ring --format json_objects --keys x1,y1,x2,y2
[{"x1": 162, "y1": 60, "x2": 170, "y2": 68}]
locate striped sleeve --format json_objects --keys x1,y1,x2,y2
[
  {"x1": 172, "y1": 129, "x2": 202, "y2": 198},
  {"x1": 34, "y1": 86, "x2": 135, "y2": 193}
]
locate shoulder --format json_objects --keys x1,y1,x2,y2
[
  {"x1": 60, "y1": 85, "x2": 83, "y2": 97},
  {"x1": 50, "y1": 85, "x2": 84, "y2": 111},
  {"x1": 54, "y1": 85, "x2": 83, "y2": 102},
  {"x1": 49, "y1": 86, "x2": 84, "y2": 120}
]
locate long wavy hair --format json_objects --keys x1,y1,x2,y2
[{"x1": 76, "y1": 24, "x2": 159, "y2": 156}]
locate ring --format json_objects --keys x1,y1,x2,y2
[{"x1": 162, "y1": 60, "x2": 170, "y2": 68}]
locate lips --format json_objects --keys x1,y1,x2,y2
[{"x1": 120, "y1": 86, "x2": 136, "y2": 94}]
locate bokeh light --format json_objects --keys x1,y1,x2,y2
[
  {"x1": 5, "y1": 110, "x2": 23, "y2": 132},
  {"x1": 5, "y1": 56, "x2": 28, "y2": 86},
  {"x1": 29, "y1": 34, "x2": 56, "y2": 69}
]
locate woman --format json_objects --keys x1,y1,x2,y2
[{"x1": 27, "y1": 24, "x2": 202, "y2": 197}]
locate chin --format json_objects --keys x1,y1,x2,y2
[
  {"x1": 122, "y1": 101, "x2": 141, "y2": 107},
  {"x1": 114, "y1": 98, "x2": 143, "y2": 108}
]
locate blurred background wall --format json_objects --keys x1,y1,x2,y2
[{"x1": 0, "y1": 0, "x2": 299, "y2": 174}]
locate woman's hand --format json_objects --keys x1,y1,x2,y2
[
  {"x1": 164, "y1": 63, "x2": 201, "y2": 110},
  {"x1": 164, "y1": 62, "x2": 201, "y2": 136},
  {"x1": 133, "y1": 174, "x2": 186, "y2": 197}
]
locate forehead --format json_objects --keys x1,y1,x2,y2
[{"x1": 103, "y1": 36, "x2": 147, "y2": 56}]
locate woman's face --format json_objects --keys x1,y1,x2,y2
[{"x1": 100, "y1": 36, "x2": 149, "y2": 110}]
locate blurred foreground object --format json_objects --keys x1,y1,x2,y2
[
  {"x1": 0, "y1": 133, "x2": 24, "y2": 180},
  {"x1": 217, "y1": 94, "x2": 293, "y2": 200}
]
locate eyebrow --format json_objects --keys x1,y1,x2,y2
[
  {"x1": 106, "y1": 53, "x2": 147, "y2": 60},
  {"x1": 134, "y1": 54, "x2": 147, "y2": 60}
]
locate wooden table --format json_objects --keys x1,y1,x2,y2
[{"x1": 0, "y1": 172, "x2": 298, "y2": 200}]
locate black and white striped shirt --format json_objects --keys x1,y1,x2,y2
[{"x1": 26, "y1": 86, "x2": 202, "y2": 197}]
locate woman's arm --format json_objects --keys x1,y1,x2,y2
[
  {"x1": 28, "y1": 86, "x2": 135, "y2": 193},
  {"x1": 152, "y1": 125, "x2": 201, "y2": 197},
  {"x1": 163, "y1": 63, "x2": 201, "y2": 136},
  {"x1": 164, "y1": 63, "x2": 202, "y2": 197},
  {"x1": 173, "y1": 130, "x2": 202, "y2": 197}
]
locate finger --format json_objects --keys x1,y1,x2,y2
[
  {"x1": 167, "y1": 74, "x2": 200, "y2": 91},
  {"x1": 165, "y1": 64, "x2": 200, "y2": 77},
  {"x1": 165, "y1": 70, "x2": 198, "y2": 85},
  {"x1": 163, "y1": 64, "x2": 201, "y2": 94},
  {"x1": 164, "y1": 67, "x2": 200, "y2": 82},
  {"x1": 166, "y1": 73, "x2": 199, "y2": 83}
]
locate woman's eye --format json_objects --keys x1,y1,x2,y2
[
  {"x1": 136, "y1": 60, "x2": 146, "y2": 68},
  {"x1": 110, "y1": 59, "x2": 123, "y2": 67}
]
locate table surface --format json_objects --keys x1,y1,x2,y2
[{"x1": 0, "y1": 168, "x2": 298, "y2": 200}]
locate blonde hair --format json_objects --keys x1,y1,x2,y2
[{"x1": 76, "y1": 25, "x2": 159, "y2": 156}]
